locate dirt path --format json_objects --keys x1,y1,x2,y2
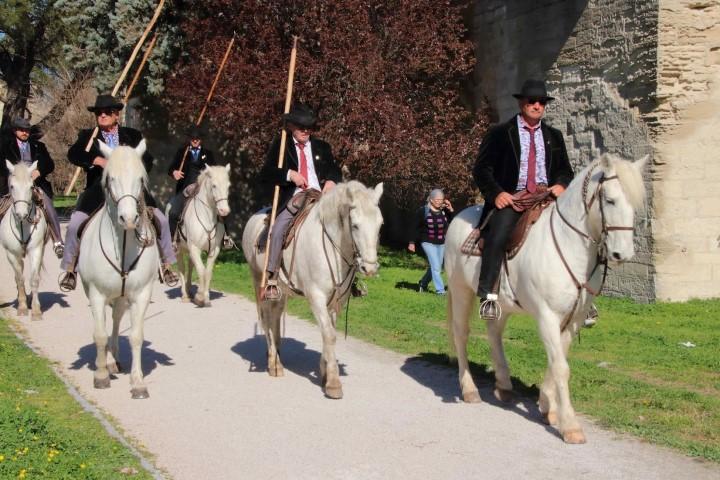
[{"x1": 1, "y1": 233, "x2": 717, "y2": 479}]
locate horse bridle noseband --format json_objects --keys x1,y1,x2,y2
[{"x1": 9, "y1": 191, "x2": 41, "y2": 255}]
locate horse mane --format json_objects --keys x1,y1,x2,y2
[
  {"x1": 102, "y1": 146, "x2": 148, "y2": 186},
  {"x1": 316, "y1": 181, "x2": 369, "y2": 220},
  {"x1": 599, "y1": 153, "x2": 646, "y2": 211}
]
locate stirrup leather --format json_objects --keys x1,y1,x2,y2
[{"x1": 479, "y1": 293, "x2": 501, "y2": 321}]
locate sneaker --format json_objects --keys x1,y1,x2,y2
[
  {"x1": 59, "y1": 271, "x2": 77, "y2": 292},
  {"x1": 436, "y1": 291, "x2": 446, "y2": 296},
  {"x1": 53, "y1": 242, "x2": 64, "y2": 259},
  {"x1": 583, "y1": 303, "x2": 599, "y2": 328}
]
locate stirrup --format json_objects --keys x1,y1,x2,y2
[
  {"x1": 160, "y1": 264, "x2": 179, "y2": 287},
  {"x1": 479, "y1": 293, "x2": 501, "y2": 321},
  {"x1": 58, "y1": 271, "x2": 77, "y2": 292},
  {"x1": 583, "y1": 303, "x2": 599, "y2": 328},
  {"x1": 262, "y1": 279, "x2": 282, "y2": 302},
  {"x1": 222, "y1": 234, "x2": 236, "y2": 251},
  {"x1": 53, "y1": 242, "x2": 64, "y2": 259}
]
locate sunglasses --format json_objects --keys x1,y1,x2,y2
[
  {"x1": 95, "y1": 109, "x2": 118, "y2": 117},
  {"x1": 525, "y1": 97, "x2": 548, "y2": 106}
]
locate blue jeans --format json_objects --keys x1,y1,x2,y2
[{"x1": 420, "y1": 242, "x2": 445, "y2": 293}]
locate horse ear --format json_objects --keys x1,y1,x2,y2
[
  {"x1": 5, "y1": 160, "x2": 14, "y2": 174},
  {"x1": 634, "y1": 154, "x2": 649, "y2": 173},
  {"x1": 600, "y1": 153, "x2": 613, "y2": 169},
  {"x1": 29, "y1": 161, "x2": 38, "y2": 173},
  {"x1": 373, "y1": 182, "x2": 384, "y2": 203},
  {"x1": 225, "y1": 163, "x2": 231, "y2": 173},
  {"x1": 98, "y1": 140, "x2": 114, "y2": 159},
  {"x1": 202, "y1": 163, "x2": 209, "y2": 172},
  {"x1": 135, "y1": 139, "x2": 147, "y2": 157}
]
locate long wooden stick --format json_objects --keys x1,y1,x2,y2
[
  {"x1": 261, "y1": 36, "x2": 299, "y2": 289},
  {"x1": 123, "y1": 32, "x2": 159, "y2": 104},
  {"x1": 64, "y1": 0, "x2": 166, "y2": 196},
  {"x1": 176, "y1": 35, "x2": 236, "y2": 174}
]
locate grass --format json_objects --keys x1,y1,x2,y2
[
  {"x1": 211, "y1": 247, "x2": 720, "y2": 462},
  {"x1": 0, "y1": 318, "x2": 153, "y2": 479}
]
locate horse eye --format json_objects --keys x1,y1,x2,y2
[
  {"x1": 606, "y1": 198, "x2": 616, "y2": 205},
  {"x1": 352, "y1": 224, "x2": 359, "y2": 231}
]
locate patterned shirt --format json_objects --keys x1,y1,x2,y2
[
  {"x1": 101, "y1": 126, "x2": 120, "y2": 149},
  {"x1": 516, "y1": 115, "x2": 548, "y2": 191},
  {"x1": 16, "y1": 139, "x2": 32, "y2": 164}
]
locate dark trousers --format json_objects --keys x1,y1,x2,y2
[
  {"x1": 477, "y1": 207, "x2": 522, "y2": 297},
  {"x1": 168, "y1": 192, "x2": 186, "y2": 237}
]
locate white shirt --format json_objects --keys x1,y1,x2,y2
[
  {"x1": 516, "y1": 115, "x2": 548, "y2": 191},
  {"x1": 287, "y1": 139, "x2": 321, "y2": 195}
]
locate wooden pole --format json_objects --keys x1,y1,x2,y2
[
  {"x1": 261, "y1": 36, "x2": 299, "y2": 290},
  {"x1": 123, "y1": 32, "x2": 159, "y2": 104},
  {"x1": 64, "y1": 0, "x2": 166, "y2": 196},
  {"x1": 176, "y1": 35, "x2": 236, "y2": 174}
]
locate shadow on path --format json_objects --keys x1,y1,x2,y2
[
  {"x1": 163, "y1": 287, "x2": 225, "y2": 302},
  {"x1": 1, "y1": 291, "x2": 70, "y2": 311},
  {"x1": 70, "y1": 337, "x2": 174, "y2": 377},
  {"x1": 231, "y1": 335, "x2": 347, "y2": 386},
  {"x1": 401, "y1": 352, "x2": 560, "y2": 438}
]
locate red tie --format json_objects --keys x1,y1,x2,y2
[
  {"x1": 524, "y1": 126, "x2": 537, "y2": 193},
  {"x1": 297, "y1": 141, "x2": 308, "y2": 189}
]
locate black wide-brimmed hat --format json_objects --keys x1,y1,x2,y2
[
  {"x1": 512, "y1": 79, "x2": 555, "y2": 101},
  {"x1": 186, "y1": 125, "x2": 205, "y2": 139},
  {"x1": 11, "y1": 117, "x2": 32, "y2": 130},
  {"x1": 283, "y1": 103, "x2": 317, "y2": 128},
  {"x1": 87, "y1": 94, "x2": 124, "y2": 113}
]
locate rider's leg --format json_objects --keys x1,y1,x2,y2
[
  {"x1": 167, "y1": 192, "x2": 185, "y2": 239},
  {"x1": 153, "y1": 208, "x2": 177, "y2": 265},
  {"x1": 266, "y1": 208, "x2": 294, "y2": 278},
  {"x1": 39, "y1": 190, "x2": 64, "y2": 256},
  {"x1": 59, "y1": 210, "x2": 89, "y2": 291},
  {"x1": 476, "y1": 207, "x2": 522, "y2": 299}
]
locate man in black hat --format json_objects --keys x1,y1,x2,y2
[
  {"x1": 473, "y1": 79, "x2": 574, "y2": 318},
  {"x1": 59, "y1": 94, "x2": 178, "y2": 291},
  {"x1": 259, "y1": 103, "x2": 342, "y2": 300},
  {"x1": 0, "y1": 117, "x2": 65, "y2": 257}
]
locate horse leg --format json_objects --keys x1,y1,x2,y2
[
  {"x1": 487, "y1": 313, "x2": 514, "y2": 403},
  {"x1": 107, "y1": 299, "x2": 127, "y2": 374},
  {"x1": 7, "y1": 253, "x2": 27, "y2": 316},
  {"x1": 539, "y1": 326, "x2": 574, "y2": 426},
  {"x1": 199, "y1": 248, "x2": 219, "y2": 307},
  {"x1": 308, "y1": 295, "x2": 342, "y2": 399},
  {"x1": 447, "y1": 288, "x2": 482, "y2": 403},
  {"x1": 261, "y1": 299, "x2": 285, "y2": 377},
  {"x1": 537, "y1": 311, "x2": 585, "y2": 444},
  {"x1": 177, "y1": 249, "x2": 191, "y2": 302},
  {"x1": 28, "y1": 243, "x2": 43, "y2": 321},
  {"x1": 89, "y1": 289, "x2": 111, "y2": 389},
  {"x1": 188, "y1": 245, "x2": 208, "y2": 307},
  {"x1": 128, "y1": 291, "x2": 151, "y2": 399}
]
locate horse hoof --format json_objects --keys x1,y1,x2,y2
[
  {"x1": 562, "y1": 429, "x2": 586, "y2": 444},
  {"x1": 181, "y1": 296, "x2": 191, "y2": 303},
  {"x1": 107, "y1": 362, "x2": 122, "y2": 374},
  {"x1": 267, "y1": 366, "x2": 285, "y2": 377},
  {"x1": 324, "y1": 385, "x2": 343, "y2": 399},
  {"x1": 94, "y1": 377, "x2": 111, "y2": 389},
  {"x1": 203, "y1": 301, "x2": 212, "y2": 307},
  {"x1": 463, "y1": 390, "x2": 482, "y2": 403},
  {"x1": 192, "y1": 297, "x2": 206, "y2": 307},
  {"x1": 494, "y1": 388, "x2": 514, "y2": 403},
  {"x1": 131, "y1": 387, "x2": 149, "y2": 399},
  {"x1": 543, "y1": 412, "x2": 559, "y2": 426},
  {"x1": 17, "y1": 307, "x2": 28, "y2": 316},
  {"x1": 31, "y1": 313, "x2": 43, "y2": 322}
]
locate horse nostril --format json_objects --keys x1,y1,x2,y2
[{"x1": 612, "y1": 252, "x2": 622, "y2": 260}]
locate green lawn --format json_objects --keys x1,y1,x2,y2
[
  {"x1": 211, "y1": 248, "x2": 720, "y2": 462},
  {"x1": 0, "y1": 318, "x2": 153, "y2": 479}
]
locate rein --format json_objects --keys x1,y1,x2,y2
[
  {"x1": 188, "y1": 188, "x2": 226, "y2": 251},
  {"x1": 9, "y1": 194, "x2": 42, "y2": 256}
]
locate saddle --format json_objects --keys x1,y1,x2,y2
[
  {"x1": 256, "y1": 190, "x2": 322, "y2": 252},
  {"x1": 461, "y1": 190, "x2": 554, "y2": 259}
]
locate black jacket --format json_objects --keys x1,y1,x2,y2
[
  {"x1": 0, "y1": 137, "x2": 55, "y2": 197},
  {"x1": 473, "y1": 115, "x2": 573, "y2": 222},
  {"x1": 68, "y1": 127, "x2": 156, "y2": 214},
  {"x1": 259, "y1": 135, "x2": 342, "y2": 208},
  {"x1": 167, "y1": 145, "x2": 216, "y2": 193},
  {"x1": 411, "y1": 205, "x2": 454, "y2": 245}
]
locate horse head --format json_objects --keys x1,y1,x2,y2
[
  {"x1": 586, "y1": 153, "x2": 647, "y2": 263},
  {"x1": 200, "y1": 163, "x2": 231, "y2": 217},
  {"x1": 342, "y1": 181, "x2": 384, "y2": 276},
  {"x1": 5, "y1": 160, "x2": 38, "y2": 221},
  {"x1": 100, "y1": 140, "x2": 148, "y2": 230}
]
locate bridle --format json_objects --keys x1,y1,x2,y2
[
  {"x1": 186, "y1": 180, "x2": 228, "y2": 251},
  {"x1": 8, "y1": 187, "x2": 42, "y2": 256},
  {"x1": 551, "y1": 164, "x2": 635, "y2": 330}
]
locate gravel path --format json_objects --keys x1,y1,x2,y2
[{"x1": 1, "y1": 231, "x2": 717, "y2": 479}]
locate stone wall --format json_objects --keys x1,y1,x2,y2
[
  {"x1": 472, "y1": 0, "x2": 659, "y2": 302},
  {"x1": 652, "y1": 1, "x2": 720, "y2": 300}
]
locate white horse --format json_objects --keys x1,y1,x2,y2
[
  {"x1": 77, "y1": 141, "x2": 159, "y2": 399},
  {"x1": 445, "y1": 153, "x2": 647, "y2": 443},
  {"x1": 171, "y1": 164, "x2": 231, "y2": 306},
  {"x1": 242, "y1": 181, "x2": 384, "y2": 398},
  {"x1": 0, "y1": 160, "x2": 48, "y2": 320}
]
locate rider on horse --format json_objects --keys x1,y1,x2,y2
[
  {"x1": 473, "y1": 79, "x2": 574, "y2": 319},
  {"x1": 0, "y1": 117, "x2": 65, "y2": 258},
  {"x1": 59, "y1": 94, "x2": 179, "y2": 291},
  {"x1": 259, "y1": 103, "x2": 342, "y2": 301},
  {"x1": 166, "y1": 125, "x2": 233, "y2": 250}
]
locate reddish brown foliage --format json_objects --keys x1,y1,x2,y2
[{"x1": 163, "y1": 0, "x2": 490, "y2": 207}]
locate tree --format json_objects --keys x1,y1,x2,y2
[
  {"x1": 0, "y1": 0, "x2": 77, "y2": 127},
  {"x1": 162, "y1": 0, "x2": 489, "y2": 208}
]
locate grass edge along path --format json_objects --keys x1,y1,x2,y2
[
  {"x1": 211, "y1": 249, "x2": 720, "y2": 463},
  {"x1": 0, "y1": 315, "x2": 164, "y2": 480}
]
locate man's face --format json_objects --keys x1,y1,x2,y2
[
  {"x1": 13, "y1": 128, "x2": 30, "y2": 142},
  {"x1": 95, "y1": 109, "x2": 120, "y2": 129},
  {"x1": 519, "y1": 97, "x2": 547, "y2": 123},
  {"x1": 288, "y1": 123, "x2": 311, "y2": 144},
  {"x1": 190, "y1": 138, "x2": 202, "y2": 148}
]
